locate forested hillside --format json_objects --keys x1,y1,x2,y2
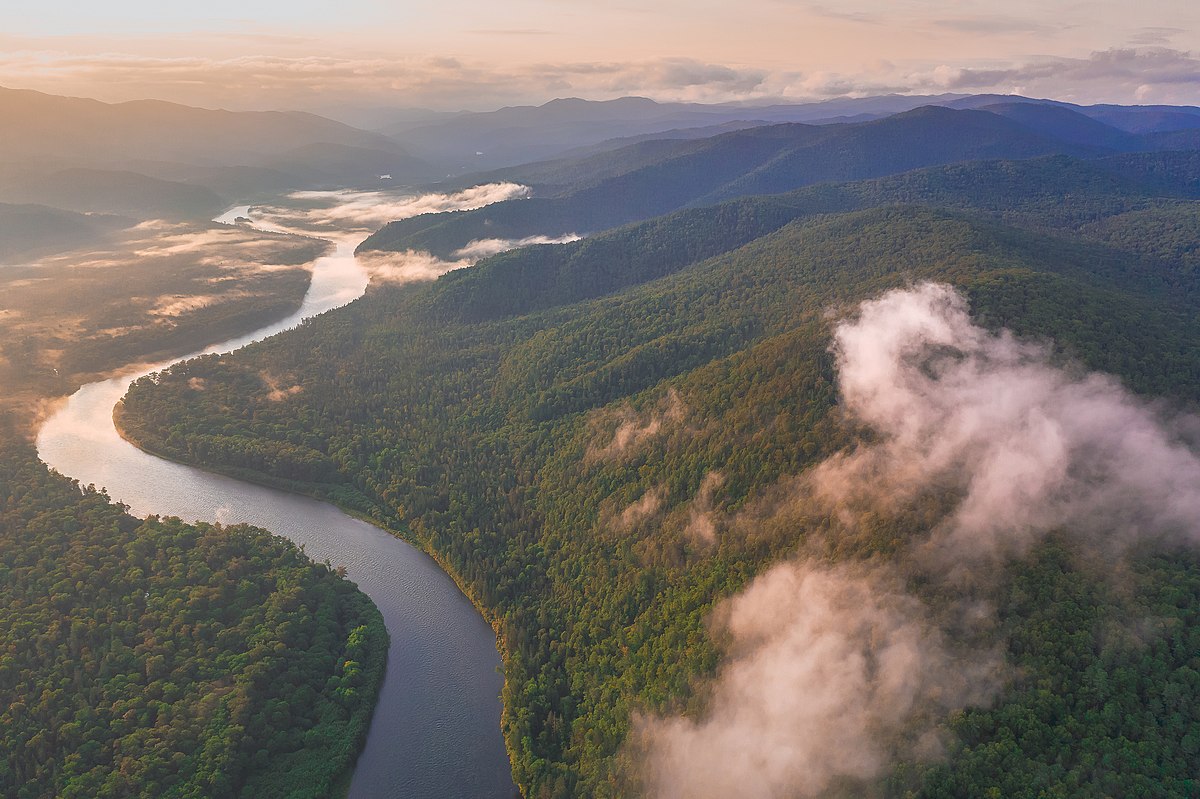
[
  {"x1": 360, "y1": 105, "x2": 1200, "y2": 259},
  {"x1": 122, "y1": 153, "x2": 1200, "y2": 797},
  {"x1": 0, "y1": 436, "x2": 387, "y2": 799}
]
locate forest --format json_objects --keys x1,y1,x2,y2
[
  {"x1": 0, "y1": 207, "x2": 389, "y2": 798},
  {"x1": 0, "y1": 435, "x2": 387, "y2": 799},
  {"x1": 120, "y1": 149, "x2": 1200, "y2": 797}
]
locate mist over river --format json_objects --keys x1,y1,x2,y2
[{"x1": 37, "y1": 194, "x2": 517, "y2": 799}]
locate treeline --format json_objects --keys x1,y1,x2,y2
[
  {"x1": 120, "y1": 161, "x2": 1200, "y2": 797},
  {"x1": 0, "y1": 436, "x2": 387, "y2": 799}
]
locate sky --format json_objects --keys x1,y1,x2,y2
[{"x1": 0, "y1": 0, "x2": 1198, "y2": 116}]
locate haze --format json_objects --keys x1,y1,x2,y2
[{"x1": 1, "y1": 0, "x2": 1198, "y2": 116}]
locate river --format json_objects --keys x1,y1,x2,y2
[{"x1": 36, "y1": 199, "x2": 517, "y2": 799}]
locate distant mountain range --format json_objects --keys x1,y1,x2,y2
[
  {"x1": 0, "y1": 86, "x2": 440, "y2": 218},
  {"x1": 3, "y1": 86, "x2": 1199, "y2": 225},
  {"x1": 382, "y1": 93, "x2": 1200, "y2": 174},
  {"x1": 361, "y1": 102, "x2": 1200, "y2": 258}
]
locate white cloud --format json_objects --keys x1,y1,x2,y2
[
  {"x1": 452, "y1": 233, "x2": 581, "y2": 260},
  {"x1": 277, "y1": 184, "x2": 531, "y2": 231},
  {"x1": 637, "y1": 283, "x2": 1200, "y2": 795}
]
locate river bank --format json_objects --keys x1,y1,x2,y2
[{"x1": 37, "y1": 195, "x2": 517, "y2": 799}]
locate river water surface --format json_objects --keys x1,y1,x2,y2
[{"x1": 36, "y1": 200, "x2": 517, "y2": 798}]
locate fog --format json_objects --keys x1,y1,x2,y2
[
  {"x1": 358, "y1": 250, "x2": 472, "y2": 285},
  {"x1": 453, "y1": 234, "x2": 581, "y2": 260},
  {"x1": 284, "y1": 183, "x2": 531, "y2": 231},
  {"x1": 637, "y1": 282, "x2": 1200, "y2": 797},
  {"x1": 587, "y1": 388, "x2": 686, "y2": 462}
]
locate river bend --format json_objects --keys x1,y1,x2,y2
[{"x1": 36, "y1": 201, "x2": 516, "y2": 799}]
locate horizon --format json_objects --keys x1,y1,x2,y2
[{"x1": 0, "y1": 1, "x2": 1197, "y2": 118}]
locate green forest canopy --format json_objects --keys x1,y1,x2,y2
[{"x1": 121, "y1": 153, "x2": 1200, "y2": 797}]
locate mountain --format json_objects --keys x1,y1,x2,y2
[
  {"x1": 978, "y1": 102, "x2": 1141, "y2": 150},
  {"x1": 120, "y1": 136, "x2": 1200, "y2": 799},
  {"x1": 0, "y1": 86, "x2": 436, "y2": 201},
  {"x1": 0, "y1": 202, "x2": 129, "y2": 263},
  {"x1": 385, "y1": 92, "x2": 1200, "y2": 176},
  {"x1": 0, "y1": 86, "x2": 404, "y2": 165},
  {"x1": 383, "y1": 93, "x2": 991, "y2": 172},
  {"x1": 360, "y1": 106, "x2": 1109, "y2": 257},
  {"x1": 0, "y1": 439, "x2": 387, "y2": 799},
  {"x1": 0, "y1": 168, "x2": 226, "y2": 221},
  {"x1": 1080, "y1": 104, "x2": 1200, "y2": 133},
  {"x1": 263, "y1": 142, "x2": 442, "y2": 186}
]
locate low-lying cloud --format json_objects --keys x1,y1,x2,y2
[
  {"x1": 684, "y1": 471, "x2": 725, "y2": 545},
  {"x1": 588, "y1": 388, "x2": 686, "y2": 462},
  {"x1": 637, "y1": 560, "x2": 1001, "y2": 799},
  {"x1": 618, "y1": 487, "x2": 665, "y2": 531},
  {"x1": 358, "y1": 249, "x2": 471, "y2": 285},
  {"x1": 29, "y1": 220, "x2": 316, "y2": 276},
  {"x1": 452, "y1": 233, "x2": 581, "y2": 260},
  {"x1": 814, "y1": 282, "x2": 1200, "y2": 572},
  {"x1": 283, "y1": 183, "x2": 531, "y2": 231},
  {"x1": 260, "y1": 371, "x2": 303, "y2": 401},
  {"x1": 636, "y1": 282, "x2": 1200, "y2": 796}
]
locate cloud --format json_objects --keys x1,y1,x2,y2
[
  {"x1": 635, "y1": 283, "x2": 1200, "y2": 795},
  {"x1": 1128, "y1": 27, "x2": 1188, "y2": 46},
  {"x1": 916, "y1": 48, "x2": 1200, "y2": 99},
  {"x1": 0, "y1": 51, "x2": 775, "y2": 109},
  {"x1": 814, "y1": 282, "x2": 1200, "y2": 573},
  {"x1": 452, "y1": 233, "x2": 581, "y2": 260},
  {"x1": 358, "y1": 249, "x2": 471, "y2": 285},
  {"x1": 468, "y1": 28, "x2": 554, "y2": 36},
  {"x1": 617, "y1": 487, "x2": 665, "y2": 531},
  {"x1": 635, "y1": 559, "x2": 1002, "y2": 799},
  {"x1": 801, "y1": 4, "x2": 884, "y2": 25},
  {"x1": 929, "y1": 16, "x2": 1059, "y2": 35},
  {"x1": 587, "y1": 388, "x2": 687, "y2": 462},
  {"x1": 684, "y1": 471, "x2": 725, "y2": 545},
  {"x1": 126, "y1": 223, "x2": 318, "y2": 270},
  {"x1": 150, "y1": 293, "x2": 229, "y2": 317},
  {"x1": 4, "y1": 42, "x2": 1199, "y2": 109},
  {"x1": 281, "y1": 183, "x2": 531, "y2": 231},
  {"x1": 503, "y1": 57, "x2": 770, "y2": 102},
  {"x1": 260, "y1": 371, "x2": 303, "y2": 401}
]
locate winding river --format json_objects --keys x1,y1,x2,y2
[{"x1": 36, "y1": 201, "x2": 517, "y2": 798}]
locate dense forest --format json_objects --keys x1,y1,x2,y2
[
  {"x1": 0, "y1": 434, "x2": 387, "y2": 799},
  {"x1": 0, "y1": 207, "x2": 389, "y2": 798},
  {"x1": 121, "y1": 146, "x2": 1200, "y2": 797}
]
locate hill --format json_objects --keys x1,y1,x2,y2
[
  {"x1": 382, "y1": 94, "x2": 843, "y2": 172},
  {"x1": 385, "y1": 93, "x2": 1200, "y2": 176},
  {"x1": 0, "y1": 86, "x2": 436, "y2": 204},
  {"x1": 0, "y1": 86, "x2": 406, "y2": 167},
  {"x1": 0, "y1": 203, "x2": 128, "y2": 263},
  {"x1": 360, "y1": 105, "x2": 1164, "y2": 258},
  {"x1": 121, "y1": 146, "x2": 1200, "y2": 798},
  {"x1": 0, "y1": 169, "x2": 226, "y2": 221},
  {"x1": 0, "y1": 438, "x2": 387, "y2": 799}
]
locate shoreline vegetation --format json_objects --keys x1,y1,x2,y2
[
  {"x1": 113, "y1": 401, "x2": 518, "y2": 789},
  {"x1": 0, "y1": 434, "x2": 389, "y2": 799},
  {"x1": 110, "y1": 403, "x2": 397, "y2": 798},
  {"x1": 1, "y1": 221, "x2": 390, "y2": 798}
]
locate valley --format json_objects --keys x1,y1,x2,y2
[
  {"x1": 2, "y1": 80, "x2": 1200, "y2": 799},
  {"x1": 120, "y1": 113, "x2": 1200, "y2": 796}
]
